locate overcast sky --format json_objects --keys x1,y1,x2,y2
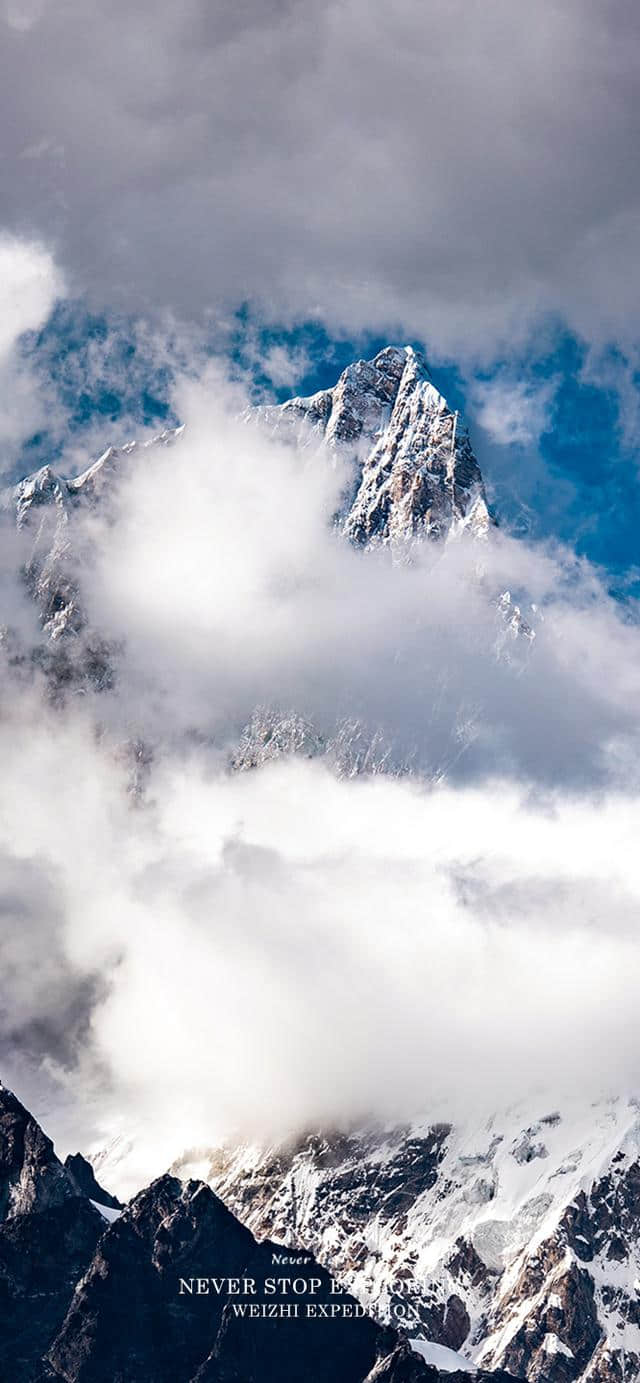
[{"x1": 2, "y1": 0, "x2": 640, "y2": 360}]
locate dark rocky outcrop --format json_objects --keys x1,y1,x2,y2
[
  {"x1": 64, "y1": 1152, "x2": 122, "y2": 1212},
  {"x1": 0, "y1": 1085, "x2": 105, "y2": 1383},
  {"x1": 45, "y1": 1172, "x2": 428, "y2": 1383}
]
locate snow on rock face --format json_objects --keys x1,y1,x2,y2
[
  {"x1": 341, "y1": 349, "x2": 488, "y2": 547},
  {"x1": 171, "y1": 1098, "x2": 640, "y2": 1383},
  {"x1": 234, "y1": 350, "x2": 532, "y2": 775},
  {"x1": 260, "y1": 346, "x2": 491, "y2": 548},
  {"x1": 242, "y1": 348, "x2": 536, "y2": 778},
  {"x1": 2, "y1": 426, "x2": 184, "y2": 697}
]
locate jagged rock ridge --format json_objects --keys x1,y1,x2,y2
[
  {"x1": 63, "y1": 1152, "x2": 123, "y2": 1212},
  {"x1": 1, "y1": 426, "x2": 184, "y2": 697},
  {"x1": 0, "y1": 1083, "x2": 107, "y2": 1383}
]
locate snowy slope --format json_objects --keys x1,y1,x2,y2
[
  {"x1": 170, "y1": 1097, "x2": 640, "y2": 1383},
  {"x1": 9, "y1": 425, "x2": 183, "y2": 641}
]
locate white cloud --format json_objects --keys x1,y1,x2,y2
[
  {"x1": 241, "y1": 338, "x2": 314, "y2": 392},
  {"x1": 260, "y1": 343, "x2": 312, "y2": 390},
  {"x1": 2, "y1": 2, "x2": 640, "y2": 1207},
  {"x1": 2, "y1": 0, "x2": 47, "y2": 33},
  {"x1": 0, "y1": 234, "x2": 64, "y2": 461},
  {"x1": 0, "y1": 235, "x2": 61, "y2": 357},
  {"x1": 472, "y1": 375, "x2": 558, "y2": 448},
  {"x1": 2, "y1": 703, "x2": 640, "y2": 1196}
]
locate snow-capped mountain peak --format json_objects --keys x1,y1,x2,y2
[{"x1": 260, "y1": 345, "x2": 491, "y2": 547}]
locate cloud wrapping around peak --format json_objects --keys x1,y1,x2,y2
[
  {"x1": 0, "y1": 234, "x2": 62, "y2": 359},
  {"x1": 75, "y1": 366, "x2": 640, "y2": 791}
]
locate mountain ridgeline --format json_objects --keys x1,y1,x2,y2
[{"x1": 0, "y1": 1081, "x2": 513, "y2": 1383}]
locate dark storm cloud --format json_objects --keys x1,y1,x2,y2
[{"x1": 2, "y1": 0, "x2": 640, "y2": 355}]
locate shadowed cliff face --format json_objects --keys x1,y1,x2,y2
[
  {"x1": 63, "y1": 1152, "x2": 122, "y2": 1212},
  {"x1": 0, "y1": 1084, "x2": 106, "y2": 1383},
  {"x1": 45, "y1": 1172, "x2": 410, "y2": 1383}
]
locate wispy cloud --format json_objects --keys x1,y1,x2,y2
[{"x1": 472, "y1": 374, "x2": 558, "y2": 448}]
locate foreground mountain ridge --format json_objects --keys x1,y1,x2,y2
[{"x1": 0, "y1": 1082, "x2": 518, "y2": 1383}]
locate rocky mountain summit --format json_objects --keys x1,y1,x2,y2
[
  {"x1": 259, "y1": 346, "x2": 491, "y2": 547},
  {"x1": 0, "y1": 356, "x2": 635, "y2": 1382},
  {"x1": 0, "y1": 1084, "x2": 109, "y2": 1382},
  {"x1": 172, "y1": 1098, "x2": 640, "y2": 1383},
  {"x1": 0, "y1": 1083, "x2": 516, "y2": 1383}
]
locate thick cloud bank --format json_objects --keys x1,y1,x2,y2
[
  {"x1": 1, "y1": 705, "x2": 640, "y2": 1194},
  {"x1": 1, "y1": 362, "x2": 640, "y2": 1190},
  {"x1": 2, "y1": 1, "x2": 640, "y2": 356}
]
